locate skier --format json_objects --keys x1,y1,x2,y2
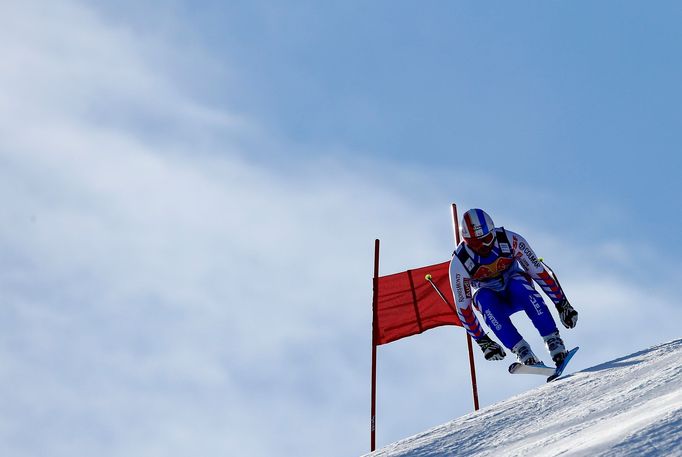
[{"x1": 449, "y1": 208, "x2": 579, "y2": 367}]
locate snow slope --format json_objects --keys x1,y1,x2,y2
[{"x1": 365, "y1": 339, "x2": 682, "y2": 457}]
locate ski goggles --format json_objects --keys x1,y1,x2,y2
[{"x1": 465, "y1": 231, "x2": 496, "y2": 251}]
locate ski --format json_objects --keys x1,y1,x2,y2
[
  {"x1": 508, "y1": 361, "x2": 555, "y2": 376},
  {"x1": 508, "y1": 346, "x2": 579, "y2": 382},
  {"x1": 546, "y1": 346, "x2": 579, "y2": 382}
]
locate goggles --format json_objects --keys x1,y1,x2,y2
[{"x1": 465, "y1": 231, "x2": 496, "y2": 251}]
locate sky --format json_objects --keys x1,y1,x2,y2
[{"x1": 1, "y1": 1, "x2": 681, "y2": 456}]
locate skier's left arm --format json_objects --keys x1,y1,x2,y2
[{"x1": 508, "y1": 230, "x2": 579, "y2": 329}]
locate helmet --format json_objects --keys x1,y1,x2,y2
[{"x1": 461, "y1": 208, "x2": 496, "y2": 253}]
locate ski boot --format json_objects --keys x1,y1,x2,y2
[
  {"x1": 511, "y1": 339, "x2": 540, "y2": 365},
  {"x1": 544, "y1": 330, "x2": 569, "y2": 367}
]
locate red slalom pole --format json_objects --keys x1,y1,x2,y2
[
  {"x1": 371, "y1": 239, "x2": 380, "y2": 451},
  {"x1": 451, "y1": 203, "x2": 480, "y2": 411}
]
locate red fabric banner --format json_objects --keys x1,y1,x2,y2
[{"x1": 374, "y1": 260, "x2": 462, "y2": 346}]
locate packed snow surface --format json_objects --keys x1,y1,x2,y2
[{"x1": 365, "y1": 339, "x2": 682, "y2": 457}]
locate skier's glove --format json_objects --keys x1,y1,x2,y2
[
  {"x1": 556, "y1": 298, "x2": 578, "y2": 329},
  {"x1": 475, "y1": 334, "x2": 506, "y2": 361}
]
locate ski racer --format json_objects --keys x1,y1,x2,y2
[{"x1": 449, "y1": 208, "x2": 579, "y2": 367}]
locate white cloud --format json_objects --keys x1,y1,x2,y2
[
  {"x1": 0, "y1": 3, "x2": 428, "y2": 455},
  {"x1": 1, "y1": 2, "x2": 680, "y2": 457}
]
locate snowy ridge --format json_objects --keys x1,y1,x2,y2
[{"x1": 365, "y1": 339, "x2": 682, "y2": 457}]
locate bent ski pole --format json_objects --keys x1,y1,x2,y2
[
  {"x1": 424, "y1": 274, "x2": 457, "y2": 314},
  {"x1": 426, "y1": 271, "x2": 480, "y2": 410},
  {"x1": 539, "y1": 259, "x2": 564, "y2": 291}
]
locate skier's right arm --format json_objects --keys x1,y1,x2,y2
[
  {"x1": 449, "y1": 256, "x2": 484, "y2": 340},
  {"x1": 449, "y1": 254, "x2": 506, "y2": 360}
]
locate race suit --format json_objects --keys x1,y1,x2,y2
[{"x1": 448, "y1": 227, "x2": 566, "y2": 350}]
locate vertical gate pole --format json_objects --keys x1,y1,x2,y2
[
  {"x1": 371, "y1": 239, "x2": 380, "y2": 451},
  {"x1": 451, "y1": 204, "x2": 480, "y2": 411}
]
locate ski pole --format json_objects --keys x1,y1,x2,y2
[
  {"x1": 426, "y1": 272, "x2": 480, "y2": 411},
  {"x1": 539, "y1": 258, "x2": 564, "y2": 291},
  {"x1": 424, "y1": 274, "x2": 457, "y2": 314}
]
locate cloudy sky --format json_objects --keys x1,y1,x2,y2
[{"x1": 1, "y1": 1, "x2": 681, "y2": 456}]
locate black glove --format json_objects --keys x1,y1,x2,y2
[
  {"x1": 475, "y1": 334, "x2": 506, "y2": 361},
  {"x1": 556, "y1": 298, "x2": 578, "y2": 329}
]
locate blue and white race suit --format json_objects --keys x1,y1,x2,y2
[{"x1": 448, "y1": 227, "x2": 566, "y2": 350}]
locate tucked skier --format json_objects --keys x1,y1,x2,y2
[{"x1": 449, "y1": 208, "x2": 578, "y2": 367}]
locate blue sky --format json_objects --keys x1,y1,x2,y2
[
  {"x1": 95, "y1": 0, "x2": 682, "y2": 245},
  {"x1": 1, "y1": 2, "x2": 681, "y2": 457}
]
